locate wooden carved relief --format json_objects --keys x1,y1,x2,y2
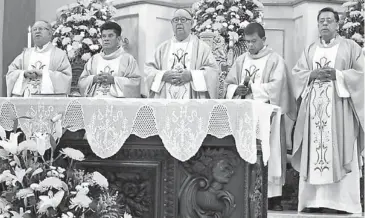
[
  {"x1": 248, "y1": 152, "x2": 267, "y2": 218},
  {"x1": 64, "y1": 139, "x2": 178, "y2": 218},
  {"x1": 179, "y1": 148, "x2": 241, "y2": 218}
]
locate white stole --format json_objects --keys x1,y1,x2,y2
[
  {"x1": 240, "y1": 54, "x2": 270, "y2": 101},
  {"x1": 308, "y1": 44, "x2": 339, "y2": 184},
  {"x1": 93, "y1": 55, "x2": 121, "y2": 98},
  {"x1": 13, "y1": 48, "x2": 54, "y2": 96},
  {"x1": 165, "y1": 37, "x2": 193, "y2": 99}
]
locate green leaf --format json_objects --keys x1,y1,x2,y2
[
  {"x1": 12, "y1": 116, "x2": 31, "y2": 133},
  {"x1": 12, "y1": 119, "x2": 18, "y2": 133},
  {"x1": 13, "y1": 155, "x2": 21, "y2": 167},
  {"x1": 50, "y1": 135, "x2": 57, "y2": 151},
  {"x1": 0, "y1": 125, "x2": 6, "y2": 140}
]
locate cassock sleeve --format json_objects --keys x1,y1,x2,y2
[
  {"x1": 78, "y1": 56, "x2": 96, "y2": 97},
  {"x1": 48, "y1": 49, "x2": 72, "y2": 94},
  {"x1": 145, "y1": 43, "x2": 167, "y2": 95},
  {"x1": 224, "y1": 55, "x2": 243, "y2": 99},
  {"x1": 193, "y1": 44, "x2": 220, "y2": 98},
  {"x1": 292, "y1": 47, "x2": 313, "y2": 100},
  {"x1": 110, "y1": 55, "x2": 142, "y2": 98},
  {"x1": 340, "y1": 41, "x2": 364, "y2": 130},
  {"x1": 6, "y1": 53, "x2": 26, "y2": 97}
]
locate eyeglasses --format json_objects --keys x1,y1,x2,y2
[
  {"x1": 318, "y1": 19, "x2": 336, "y2": 24},
  {"x1": 32, "y1": 27, "x2": 50, "y2": 32},
  {"x1": 171, "y1": 17, "x2": 192, "y2": 23}
]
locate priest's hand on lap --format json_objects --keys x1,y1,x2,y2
[{"x1": 174, "y1": 70, "x2": 192, "y2": 86}]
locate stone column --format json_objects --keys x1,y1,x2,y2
[
  {"x1": 112, "y1": 0, "x2": 196, "y2": 74},
  {"x1": 1, "y1": 0, "x2": 36, "y2": 97}
]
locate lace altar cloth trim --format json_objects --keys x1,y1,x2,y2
[{"x1": 0, "y1": 98, "x2": 279, "y2": 164}]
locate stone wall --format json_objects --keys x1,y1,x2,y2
[{"x1": 32, "y1": 0, "x2": 346, "y2": 73}]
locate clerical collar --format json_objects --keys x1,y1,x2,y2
[
  {"x1": 36, "y1": 42, "x2": 51, "y2": 52},
  {"x1": 173, "y1": 34, "x2": 191, "y2": 43},
  {"x1": 101, "y1": 46, "x2": 124, "y2": 60},
  {"x1": 248, "y1": 45, "x2": 271, "y2": 59},
  {"x1": 320, "y1": 35, "x2": 337, "y2": 47}
]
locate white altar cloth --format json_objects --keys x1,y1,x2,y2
[{"x1": 0, "y1": 98, "x2": 280, "y2": 166}]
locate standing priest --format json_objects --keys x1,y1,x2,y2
[
  {"x1": 6, "y1": 20, "x2": 72, "y2": 97},
  {"x1": 145, "y1": 9, "x2": 220, "y2": 99},
  {"x1": 224, "y1": 23, "x2": 297, "y2": 211},
  {"x1": 291, "y1": 7, "x2": 364, "y2": 214},
  {"x1": 78, "y1": 21, "x2": 143, "y2": 98}
]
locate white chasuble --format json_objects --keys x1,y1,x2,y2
[
  {"x1": 308, "y1": 45, "x2": 339, "y2": 185},
  {"x1": 298, "y1": 43, "x2": 362, "y2": 213},
  {"x1": 93, "y1": 55, "x2": 120, "y2": 98},
  {"x1": 240, "y1": 55, "x2": 270, "y2": 101},
  {"x1": 165, "y1": 37, "x2": 193, "y2": 99},
  {"x1": 23, "y1": 49, "x2": 54, "y2": 96}
]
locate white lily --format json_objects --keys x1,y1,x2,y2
[
  {"x1": 34, "y1": 133, "x2": 51, "y2": 156},
  {"x1": 10, "y1": 208, "x2": 31, "y2": 218},
  {"x1": 37, "y1": 190, "x2": 64, "y2": 214},
  {"x1": 0, "y1": 132, "x2": 21, "y2": 155}
]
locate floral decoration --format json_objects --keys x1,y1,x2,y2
[
  {"x1": 0, "y1": 114, "x2": 131, "y2": 218},
  {"x1": 51, "y1": 0, "x2": 117, "y2": 63},
  {"x1": 339, "y1": 0, "x2": 364, "y2": 48},
  {"x1": 192, "y1": 0, "x2": 264, "y2": 47}
]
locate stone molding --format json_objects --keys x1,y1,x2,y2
[{"x1": 112, "y1": 0, "x2": 347, "y2": 9}]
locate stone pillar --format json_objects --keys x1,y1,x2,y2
[
  {"x1": 0, "y1": 1, "x2": 4, "y2": 97},
  {"x1": 111, "y1": 0, "x2": 345, "y2": 73},
  {"x1": 111, "y1": 0, "x2": 196, "y2": 74},
  {"x1": 1, "y1": 0, "x2": 36, "y2": 97}
]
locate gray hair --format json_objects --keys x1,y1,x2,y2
[{"x1": 33, "y1": 20, "x2": 53, "y2": 32}]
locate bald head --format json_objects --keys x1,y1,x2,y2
[
  {"x1": 171, "y1": 9, "x2": 193, "y2": 41},
  {"x1": 32, "y1": 20, "x2": 53, "y2": 48},
  {"x1": 174, "y1": 9, "x2": 193, "y2": 19}
]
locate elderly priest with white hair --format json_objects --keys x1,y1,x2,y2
[
  {"x1": 145, "y1": 9, "x2": 220, "y2": 99},
  {"x1": 6, "y1": 20, "x2": 72, "y2": 97}
]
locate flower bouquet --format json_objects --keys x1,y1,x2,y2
[
  {"x1": 52, "y1": 0, "x2": 116, "y2": 63},
  {"x1": 192, "y1": 0, "x2": 264, "y2": 49},
  {"x1": 0, "y1": 114, "x2": 131, "y2": 218},
  {"x1": 339, "y1": 0, "x2": 364, "y2": 49},
  {"x1": 51, "y1": 0, "x2": 117, "y2": 96}
]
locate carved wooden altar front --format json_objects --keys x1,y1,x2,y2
[{"x1": 61, "y1": 133, "x2": 268, "y2": 218}]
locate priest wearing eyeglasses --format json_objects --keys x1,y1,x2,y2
[
  {"x1": 6, "y1": 20, "x2": 72, "y2": 97},
  {"x1": 291, "y1": 7, "x2": 364, "y2": 214},
  {"x1": 145, "y1": 9, "x2": 220, "y2": 99}
]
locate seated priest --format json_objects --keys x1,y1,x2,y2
[
  {"x1": 224, "y1": 23, "x2": 296, "y2": 211},
  {"x1": 145, "y1": 9, "x2": 220, "y2": 99},
  {"x1": 78, "y1": 21, "x2": 143, "y2": 98},
  {"x1": 6, "y1": 20, "x2": 72, "y2": 97}
]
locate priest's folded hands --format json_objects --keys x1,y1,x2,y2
[
  {"x1": 162, "y1": 69, "x2": 192, "y2": 86},
  {"x1": 24, "y1": 70, "x2": 42, "y2": 79},
  {"x1": 93, "y1": 74, "x2": 115, "y2": 85},
  {"x1": 234, "y1": 84, "x2": 251, "y2": 96},
  {"x1": 309, "y1": 67, "x2": 336, "y2": 82}
]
